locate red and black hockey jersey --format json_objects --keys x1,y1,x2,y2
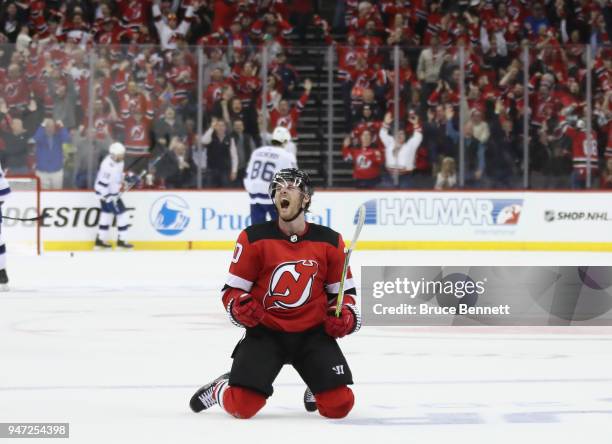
[{"x1": 222, "y1": 221, "x2": 357, "y2": 333}]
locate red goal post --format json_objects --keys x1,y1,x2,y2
[{"x1": 4, "y1": 175, "x2": 41, "y2": 255}]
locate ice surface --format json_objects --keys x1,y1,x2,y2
[{"x1": 1, "y1": 250, "x2": 611, "y2": 444}]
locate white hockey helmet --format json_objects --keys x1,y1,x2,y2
[
  {"x1": 271, "y1": 126, "x2": 291, "y2": 146},
  {"x1": 109, "y1": 142, "x2": 126, "y2": 157}
]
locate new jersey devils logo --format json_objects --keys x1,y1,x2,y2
[
  {"x1": 356, "y1": 154, "x2": 372, "y2": 169},
  {"x1": 130, "y1": 126, "x2": 144, "y2": 140},
  {"x1": 264, "y1": 260, "x2": 319, "y2": 310}
]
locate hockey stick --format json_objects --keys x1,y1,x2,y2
[
  {"x1": 119, "y1": 153, "x2": 166, "y2": 197},
  {"x1": 2, "y1": 214, "x2": 49, "y2": 222},
  {"x1": 334, "y1": 204, "x2": 366, "y2": 317}
]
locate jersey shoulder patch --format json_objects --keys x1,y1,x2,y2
[
  {"x1": 303, "y1": 223, "x2": 339, "y2": 248},
  {"x1": 245, "y1": 221, "x2": 284, "y2": 243}
]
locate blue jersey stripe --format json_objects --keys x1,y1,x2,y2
[{"x1": 249, "y1": 192, "x2": 270, "y2": 199}]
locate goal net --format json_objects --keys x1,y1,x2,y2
[{"x1": 2, "y1": 176, "x2": 41, "y2": 255}]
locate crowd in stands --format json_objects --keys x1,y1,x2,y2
[
  {"x1": 0, "y1": 0, "x2": 609, "y2": 190},
  {"x1": 322, "y1": 0, "x2": 612, "y2": 189}
]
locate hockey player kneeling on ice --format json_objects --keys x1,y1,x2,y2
[
  {"x1": 190, "y1": 168, "x2": 361, "y2": 419},
  {"x1": 94, "y1": 142, "x2": 134, "y2": 249},
  {"x1": 243, "y1": 126, "x2": 297, "y2": 225},
  {"x1": 0, "y1": 161, "x2": 11, "y2": 290}
]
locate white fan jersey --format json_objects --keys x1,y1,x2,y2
[
  {"x1": 243, "y1": 146, "x2": 297, "y2": 204},
  {"x1": 94, "y1": 155, "x2": 124, "y2": 199}
]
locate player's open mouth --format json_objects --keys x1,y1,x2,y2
[{"x1": 280, "y1": 198, "x2": 290, "y2": 209}]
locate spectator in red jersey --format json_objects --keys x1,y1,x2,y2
[
  {"x1": 165, "y1": 50, "x2": 196, "y2": 110},
  {"x1": 600, "y1": 158, "x2": 612, "y2": 189},
  {"x1": 119, "y1": 79, "x2": 155, "y2": 123},
  {"x1": 211, "y1": 0, "x2": 237, "y2": 32},
  {"x1": 231, "y1": 60, "x2": 262, "y2": 108},
  {"x1": 562, "y1": 117, "x2": 599, "y2": 189},
  {"x1": 122, "y1": 103, "x2": 154, "y2": 173},
  {"x1": 268, "y1": 78, "x2": 312, "y2": 139},
  {"x1": 251, "y1": 12, "x2": 293, "y2": 47},
  {"x1": 203, "y1": 67, "x2": 230, "y2": 113},
  {"x1": 342, "y1": 130, "x2": 384, "y2": 189},
  {"x1": 2, "y1": 63, "x2": 30, "y2": 114},
  {"x1": 94, "y1": 17, "x2": 128, "y2": 45},
  {"x1": 119, "y1": 0, "x2": 152, "y2": 33},
  {"x1": 351, "y1": 104, "x2": 382, "y2": 146},
  {"x1": 58, "y1": 9, "x2": 91, "y2": 46}
]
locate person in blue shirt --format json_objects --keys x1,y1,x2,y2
[{"x1": 33, "y1": 119, "x2": 71, "y2": 189}]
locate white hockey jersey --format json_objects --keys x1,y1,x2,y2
[
  {"x1": 94, "y1": 155, "x2": 124, "y2": 199},
  {"x1": 243, "y1": 146, "x2": 297, "y2": 204},
  {"x1": 0, "y1": 163, "x2": 10, "y2": 203}
]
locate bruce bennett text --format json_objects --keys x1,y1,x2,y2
[{"x1": 372, "y1": 303, "x2": 512, "y2": 316}]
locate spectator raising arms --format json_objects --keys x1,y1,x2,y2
[
  {"x1": 33, "y1": 119, "x2": 71, "y2": 189},
  {"x1": 378, "y1": 112, "x2": 423, "y2": 188},
  {"x1": 268, "y1": 78, "x2": 312, "y2": 139},
  {"x1": 342, "y1": 131, "x2": 384, "y2": 189}
]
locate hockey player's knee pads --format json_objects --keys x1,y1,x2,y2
[
  {"x1": 223, "y1": 386, "x2": 266, "y2": 419},
  {"x1": 315, "y1": 386, "x2": 354, "y2": 419}
]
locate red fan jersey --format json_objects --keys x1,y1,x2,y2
[
  {"x1": 122, "y1": 116, "x2": 152, "y2": 157},
  {"x1": 268, "y1": 92, "x2": 309, "y2": 138},
  {"x1": 342, "y1": 145, "x2": 384, "y2": 180},
  {"x1": 566, "y1": 126, "x2": 599, "y2": 176},
  {"x1": 222, "y1": 222, "x2": 356, "y2": 333}
]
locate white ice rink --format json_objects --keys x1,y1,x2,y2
[{"x1": 1, "y1": 250, "x2": 612, "y2": 444}]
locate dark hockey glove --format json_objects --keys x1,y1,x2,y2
[
  {"x1": 124, "y1": 172, "x2": 141, "y2": 185},
  {"x1": 324, "y1": 304, "x2": 358, "y2": 338},
  {"x1": 230, "y1": 293, "x2": 265, "y2": 327}
]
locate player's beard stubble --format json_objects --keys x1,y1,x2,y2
[{"x1": 276, "y1": 194, "x2": 306, "y2": 222}]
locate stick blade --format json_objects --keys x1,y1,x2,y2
[{"x1": 350, "y1": 204, "x2": 366, "y2": 249}]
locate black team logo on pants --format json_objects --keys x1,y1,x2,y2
[{"x1": 264, "y1": 260, "x2": 319, "y2": 310}]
